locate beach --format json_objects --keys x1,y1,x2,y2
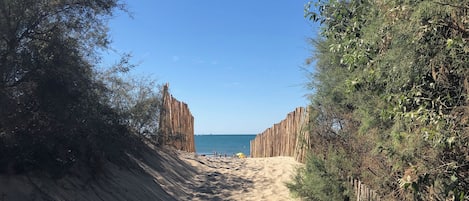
[
  {"x1": 178, "y1": 152, "x2": 302, "y2": 201},
  {"x1": 0, "y1": 146, "x2": 302, "y2": 201}
]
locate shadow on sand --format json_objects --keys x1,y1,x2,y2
[
  {"x1": 137, "y1": 145, "x2": 254, "y2": 201},
  {"x1": 0, "y1": 143, "x2": 254, "y2": 201}
]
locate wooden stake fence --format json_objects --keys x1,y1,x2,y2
[
  {"x1": 158, "y1": 83, "x2": 195, "y2": 152},
  {"x1": 350, "y1": 177, "x2": 381, "y2": 201},
  {"x1": 250, "y1": 107, "x2": 310, "y2": 162},
  {"x1": 250, "y1": 107, "x2": 381, "y2": 200}
]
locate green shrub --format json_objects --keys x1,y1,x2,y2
[{"x1": 288, "y1": 152, "x2": 351, "y2": 201}]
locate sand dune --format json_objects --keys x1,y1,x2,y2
[{"x1": 0, "y1": 146, "x2": 302, "y2": 201}]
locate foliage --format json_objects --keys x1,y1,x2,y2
[
  {"x1": 0, "y1": 0, "x2": 160, "y2": 177},
  {"x1": 288, "y1": 151, "x2": 353, "y2": 201},
  {"x1": 293, "y1": 0, "x2": 469, "y2": 200},
  {"x1": 97, "y1": 63, "x2": 162, "y2": 141}
]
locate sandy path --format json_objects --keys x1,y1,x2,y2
[
  {"x1": 0, "y1": 147, "x2": 302, "y2": 201},
  {"x1": 179, "y1": 153, "x2": 302, "y2": 201}
]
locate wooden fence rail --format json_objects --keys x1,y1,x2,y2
[{"x1": 158, "y1": 83, "x2": 195, "y2": 152}]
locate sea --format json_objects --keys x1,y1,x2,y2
[{"x1": 194, "y1": 134, "x2": 257, "y2": 157}]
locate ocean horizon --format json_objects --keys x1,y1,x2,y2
[{"x1": 194, "y1": 134, "x2": 257, "y2": 156}]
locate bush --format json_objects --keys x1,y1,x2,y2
[{"x1": 288, "y1": 152, "x2": 352, "y2": 201}]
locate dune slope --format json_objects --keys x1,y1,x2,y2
[{"x1": 0, "y1": 145, "x2": 301, "y2": 201}]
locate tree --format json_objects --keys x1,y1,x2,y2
[
  {"x1": 0, "y1": 0, "x2": 138, "y2": 177},
  {"x1": 292, "y1": 0, "x2": 469, "y2": 200},
  {"x1": 97, "y1": 63, "x2": 162, "y2": 141}
]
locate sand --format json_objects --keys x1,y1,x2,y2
[
  {"x1": 179, "y1": 152, "x2": 302, "y2": 201},
  {"x1": 0, "y1": 146, "x2": 302, "y2": 201}
]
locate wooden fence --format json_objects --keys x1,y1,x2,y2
[
  {"x1": 250, "y1": 107, "x2": 310, "y2": 162},
  {"x1": 350, "y1": 177, "x2": 381, "y2": 201},
  {"x1": 158, "y1": 83, "x2": 195, "y2": 152},
  {"x1": 250, "y1": 107, "x2": 381, "y2": 200}
]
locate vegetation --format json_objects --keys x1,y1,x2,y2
[
  {"x1": 289, "y1": 0, "x2": 469, "y2": 200},
  {"x1": 0, "y1": 0, "x2": 162, "y2": 177}
]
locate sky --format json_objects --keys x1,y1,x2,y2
[{"x1": 103, "y1": 1, "x2": 319, "y2": 134}]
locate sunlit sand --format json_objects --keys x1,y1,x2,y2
[{"x1": 177, "y1": 152, "x2": 302, "y2": 201}]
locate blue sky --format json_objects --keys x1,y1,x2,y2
[{"x1": 103, "y1": 1, "x2": 318, "y2": 134}]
